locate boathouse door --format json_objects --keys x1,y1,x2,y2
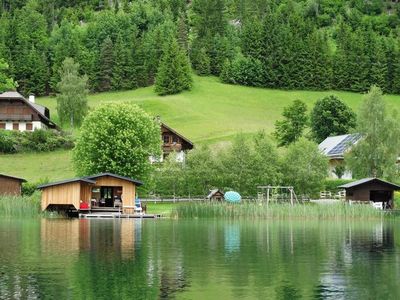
[{"x1": 101, "y1": 187, "x2": 114, "y2": 207}]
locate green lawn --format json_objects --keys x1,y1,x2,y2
[{"x1": 2, "y1": 75, "x2": 400, "y2": 182}]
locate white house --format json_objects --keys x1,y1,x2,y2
[
  {"x1": 0, "y1": 91, "x2": 57, "y2": 131},
  {"x1": 318, "y1": 133, "x2": 361, "y2": 179}
]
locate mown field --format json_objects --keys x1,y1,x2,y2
[{"x1": 2, "y1": 75, "x2": 400, "y2": 182}]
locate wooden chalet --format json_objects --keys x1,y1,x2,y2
[
  {"x1": 207, "y1": 189, "x2": 225, "y2": 201},
  {"x1": 339, "y1": 178, "x2": 400, "y2": 209},
  {"x1": 38, "y1": 173, "x2": 143, "y2": 212},
  {"x1": 159, "y1": 122, "x2": 194, "y2": 161},
  {"x1": 0, "y1": 91, "x2": 57, "y2": 131},
  {"x1": 0, "y1": 174, "x2": 26, "y2": 196}
]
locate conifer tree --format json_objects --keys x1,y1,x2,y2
[
  {"x1": 194, "y1": 47, "x2": 211, "y2": 76},
  {"x1": 155, "y1": 37, "x2": 192, "y2": 96},
  {"x1": 112, "y1": 34, "x2": 136, "y2": 90},
  {"x1": 97, "y1": 36, "x2": 114, "y2": 92}
]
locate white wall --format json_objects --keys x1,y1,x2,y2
[{"x1": 1, "y1": 121, "x2": 46, "y2": 131}]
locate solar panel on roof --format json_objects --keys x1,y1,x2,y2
[{"x1": 327, "y1": 134, "x2": 360, "y2": 156}]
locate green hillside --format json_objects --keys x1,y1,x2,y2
[{"x1": 2, "y1": 76, "x2": 400, "y2": 181}]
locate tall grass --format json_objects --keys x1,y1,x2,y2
[
  {"x1": 172, "y1": 202, "x2": 387, "y2": 220},
  {"x1": 0, "y1": 192, "x2": 43, "y2": 217}
]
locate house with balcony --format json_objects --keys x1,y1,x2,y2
[{"x1": 0, "y1": 91, "x2": 57, "y2": 131}]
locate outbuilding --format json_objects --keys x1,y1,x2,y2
[
  {"x1": 207, "y1": 189, "x2": 225, "y2": 201},
  {"x1": 0, "y1": 174, "x2": 26, "y2": 196},
  {"x1": 339, "y1": 178, "x2": 400, "y2": 209},
  {"x1": 38, "y1": 173, "x2": 143, "y2": 212}
]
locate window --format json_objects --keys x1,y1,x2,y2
[
  {"x1": 26, "y1": 123, "x2": 33, "y2": 131},
  {"x1": 13, "y1": 123, "x2": 19, "y2": 131},
  {"x1": 172, "y1": 135, "x2": 179, "y2": 144},
  {"x1": 0, "y1": 123, "x2": 5, "y2": 129},
  {"x1": 163, "y1": 134, "x2": 170, "y2": 144}
]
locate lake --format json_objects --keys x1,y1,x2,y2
[{"x1": 0, "y1": 218, "x2": 399, "y2": 299}]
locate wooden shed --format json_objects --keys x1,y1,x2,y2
[
  {"x1": 0, "y1": 174, "x2": 26, "y2": 196},
  {"x1": 38, "y1": 173, "x2": 143, "y2": 212},
  {"x1": 339, "y1": 178, "x2": 400, "y2": 209},
  {"x1": 207, "y1": 189, "x2": 225, "y2": 201}
]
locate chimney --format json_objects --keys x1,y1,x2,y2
[{"x1": 29, "y1": 94, "x2": 35, "y2": 103}]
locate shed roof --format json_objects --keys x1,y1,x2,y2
[
  {"x1": 0, "y1": 173, "x2": 26, "y2": 182},
  {"x1": 0, "y1": 91, "x2": 57, "y2": 129},
  {"x1": 339, "y1": 178, "x2": 400, "y2": 190},
  {"x1": 84, "y1": 173, "x2": 144, "y2": 186},
  {"x1": 37, "y1": 177, "x2": 96, "y2": 189},
  {"x1": 319, "y1": 133, "x2": 361, "y2": 158}
]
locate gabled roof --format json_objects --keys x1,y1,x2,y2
[
  {"x1": 318, "y1": 133, "x2": 361, "y2": 158},
  {"x1": 161, "y1": 122, "x2": 194, "y2": 149},
  {"x1": 37, "y1": 177, "x2": 96, "y2": 189},
  {"x1": 0, "y1": 173, "x2": 26, "y2": 182},
  {"x1": 0, "y1": 91, "x2": 57, "y2": 129},
  {"x1": 207, "y1": 189, "x2": 224, "y2": 199},
  {"x1": 339, "y1": 178, "x2": 400, "y2": 190},
  {"x1": 84, "y1": 173, "x2": 143, "y2": 186}
]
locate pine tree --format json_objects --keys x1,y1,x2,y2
[
  {"x1": 155, "y1": 37, "x2": 192, "y2": 96},
  {"x1": 194, "y1": 47, "x2": 211, "y2": 76},
  {"x1": 112, "y1": 34, "x2": 136, "y2": 90},
  {"x1": 49, "y1": 20, "x2": 80, "y2": 91},
  {"x1": 97, "y1": 36, "x2": 114, "y2": 92}
]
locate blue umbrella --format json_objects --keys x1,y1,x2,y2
[{"x1": 224, "y1": 191, "x2": 241, "y2": 203}]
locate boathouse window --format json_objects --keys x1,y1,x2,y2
[
  {"x1": 163, "y1": 134, "x2": 170, "y2": 144},
  {"x1": 13, "y1": 123, "x2": 19, "y2": 130},
  {"x1": 0, "y1": 123, "x2": 5, "y2": 129},
  {"x1": 26, "y1": 123, "x2": 33, "y2": 131}
]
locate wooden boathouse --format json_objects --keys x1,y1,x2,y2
[
  {"x1": 0, "y1": 173, "x2": 26, "y2": 196},
  {"x1": 339, "y1": 178, "x2": 400, "y2": 209},
  {"x1": 38, "y1": 173, "x2": 143, "y2": 212}
]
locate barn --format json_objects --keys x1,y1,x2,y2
[{"x1": 0, "y1": 174, "x2": 26, "y2": 196}]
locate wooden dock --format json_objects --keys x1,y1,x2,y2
[{"x1": 79, "y1": 212, "x2": 161, "y2": 219}]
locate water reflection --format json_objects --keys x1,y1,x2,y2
[{"x1": 0, "y1": 219, "x2": 399, "y2": 299}]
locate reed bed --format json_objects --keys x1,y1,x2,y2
[
  {"x1": 0, "y1": 192, "x2": 43, "y2": 217},
  {"x1": 171, "y1": 202, "x2": 387, "y2": 220}
]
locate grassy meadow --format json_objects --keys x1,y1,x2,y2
[{"x1": 3, "y1": 75, "x2": 400, "y2": 181}]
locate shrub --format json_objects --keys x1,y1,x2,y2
[
  {"x1": 323, "y1": 179, "x2": 352, "y2": 193},
  {"x1": 220, "y1": 54, "x2": 263, "y2": 87},
  {"x1": 0, "y1": 130, "x2": 17, "y2": 153},
  {"x1": 22, "y1": 178, "x2": 50, "y2": 196},
  {"x1": 0, "y1": 129, "x2": 74, "y2": 153}
]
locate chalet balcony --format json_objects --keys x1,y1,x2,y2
[{"x1": 0, "y1": 113, "x2": 32, "y2": 121}]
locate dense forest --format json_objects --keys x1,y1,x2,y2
[{"x1": 1, "y1": 0, "x2": 400, "y2": 96}]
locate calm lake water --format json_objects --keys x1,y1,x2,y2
[{"x1": 0, "y1": 218, "x2": 399, "y2": 299}]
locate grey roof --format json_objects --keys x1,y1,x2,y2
[
  {"x1": 37, "y1": 177, "x2": 96, "y2": 189},
  {"x1": 0, "y1": 91, "x2": 25, "y2": 99},
  {"x1": 0, "y1": 173, "x2": 26, "y2": 182},
  {"x1": 0, "y1": 91, "x2": 57, "y2": 129},
  {"x1": 84, "y1": 173, "x2": 144, "y2": 186},
  {"x1": 319, "y1": 133, "x2": 361, "y2": 158},
  {"x1": 31, "y1": 102, "x2": 46, "y2": 115},
  {"x1": 339, "y1": 178, "x2": 400, "y2": 190}
]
